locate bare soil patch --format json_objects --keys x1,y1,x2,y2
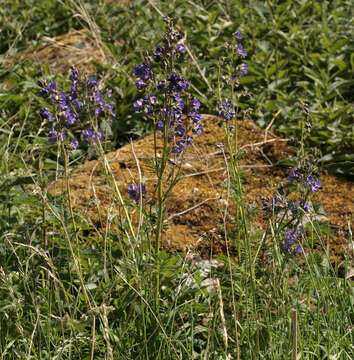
[
  {"x1": 49, "y1": 115, "x2": 353, "y2": 264},
  {"x1": 5, "y1": 29, "x2": 113, "y2": 74}
]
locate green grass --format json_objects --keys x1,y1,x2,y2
[{"x1": 0, "y1": 0, "x2": 353, "y2": 359}]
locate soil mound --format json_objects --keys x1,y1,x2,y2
[
  {"x1": 5, "y1": 29, "x2": 112, "y2": 74},
  {"x1": 49, "y1": 115, "x2": 353, "y2": 263}
]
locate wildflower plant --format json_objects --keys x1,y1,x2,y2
[
  {"x1": 133, "y1": 17, "x2": 203, "y2": 310},
  {"x1": 215, "y1": 30, "x2": 252, "y2": 263},
  {"x1": 38, "y1": 70, "x2": 114, "y2": 154},
  {"x1": 37, "y1": 70, "x2": 138, "y2": 312},
  {"x1": 262, "y1": 100, "x2": 323, "y2": 254}
]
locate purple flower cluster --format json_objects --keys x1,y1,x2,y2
[
  {"x1": 152, "y1": 27, "x2": 184, "y2": 63},
  {"x1": 235, "y1": 43, "x2": 247, "y2": 59},
  {"x1": 38, "y1": 80, "x2": 58, "y2": 98},
  {"x1": 263, "y1": 162, "x2": 322, "y2": 255},
  {"x1": 306, "y1": 175, "x2": 322, "y2": 193},
  {"x1": 218, "y1": 98, "x2": 236, "y2": 121},
  {"x1": 157, "y1": 72, "x2": 189, "y2": 94},
  {"x1": 288, "y1": 166, "x2": 322, "y2": 194},
  {"x1": 40, "y1": 107, "x2": 53, "y2": 122},
  {"x1": 38, "y1": 70, "x2": 115, "y2": 148},
  {"x1": 287, "y1": 166, "x2": 304, "y2": 182},
  {"x1": 290, "y1": 200, "x2": 312, "y2": 216},
  {"x1": 239, "y1": 63, "x2": 248, "y2": 75},
  {"x1": 233, "y1": 31, "x2": 248, "y2": 74},
  {"x1": 280, "y1": 226, "x2": 303, "y2": 254},
  {"x1": 134, "y1": 62, "x2": 152, "y2": 89},
  {"x1": 263, "y1": 194, "x2": 312, "y2": 219},
  {"x1": 133, "y1": 95, "x2": 158, "y2": 114},
  {"x1": 233, "y1": 31, "x2": 242, "y2": 40},
  {"x1": 218, "y1": 31, "x2": 249, "y2": 121},
  {"x1": 133, "y1": 24, "x2": 203, "y2": 156},
  {"x1": 82, "y1": 127, "x2": 103, "y2": 143},
  {"x1": 48, "y1": 127, "x2": 66, "y2": 144},
  {"x1": 128, "y1": 183, "x2": 147, "y2": 203}
]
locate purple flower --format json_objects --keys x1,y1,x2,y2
[
  {"x1": 174, "y1": 124, "x2": 185, "y2": 137},
  {"x1": 94, "y1": 92, "x2": 104, "y2": 105},
  {"x1": 176, "y1": 44, "x2": 185, "y2": 53},
  {"x1": 280, "y1": 243, "x2": 290, "y2": 254},
  {"x1": 168, "y1": 109, "x2": 182, "y2": 123},
  {"x1": 145, "y1": 94, "x2": 157, "y2": 105},
  {"x1": 134, "y1": 62, "x2": 152, "y2": 81},
  {"x1": 189, "y1": 112, "x2": 201, "y2": 124},
  {"x1": 295, "y1": 245, "x2": 302, "y2": 254},
  {"x1": 193, "y1": 123, "x2": 203, "y2": 136},
  {"x1": 185, "y1": 134, "x2": 194, "y2": 146},
  {"x1": 136, "y1": 79, "x2": 144, "y2": 90},
  {"x1": 40, "y1": 107, "x2": 53, "y2": 122},
  {"x1": 156, "y1": 80, "x2": 164, "y2": 93},
  {"x1": 157, "y1": 121, "x2": 163, "y2": 131},
  {"x1": 95, "y1": 106, "x2": 103, "y2": 116},
  {"x1": 262, "y1": 193, "x2": 283, "y2": 213},
  {"x1": 48, "y1": 81, "x2": 58, "y2": 91},
  {"x1": 173, "y1": 139, "x2": 185, "y2": 154},
  {"x1": 239, "y1": 63, "x2": 248, "y2": 75},
  {"x1": 64, "y1": 109, "x2": 76, "y2": 126},
  {"x1": 296, "y1": 225, "x2": 304, "y2": 235},
  {"x1": 233, "y1": 31, "x2": 242, "y2": 40},
  {"x1": 218, "y1": 98, "x2": 235, "y2": 121},
  {"x1": 136, "y1": 94, "x2": 157, "y2": 114},
  {"x1": 69, "y1": 87, "x2": 77, "y2": 101},
  {"x1": 192, "y1": 97, "x2": 200, "y2": 112},
  {"x1": 134, "y1": 99, "x2": 143, "y2": 112},
  {"x1": 272, "y1": 194, "x2": 280, "y2": 208},
  {"x1": 39, "y1": 81, "x2": 58, "y2": 98},
  {"x1": 153, "y1": 46, "x2": 163, "y2": 62},
  {"x1": 155, "y1": 45, "x2": 163, "y2": 53},
  {"x1": 105, "y1": 101, "x2": 114, "y2": 113},
  {"x1": 172, "y1": 94, "x2": 184, "y2": 111},
  {"x1": 73, "y1": 98, "x2": 83, "y2": 110},
  {"x1": 70, "y1": 137, "x2": 79, "y2": 150},
  {"x1": 285, "y1": 229, "x2": 297, "y2": 245},
  {"x1": 281, "y1": 225, "x2": 303, "y2": 254},
  {"x1": 287, "y1": 167, "x2": 304, "y2": 183},
  {"x1": 304, "y1": 201, "x2": 311, "y2": 213},
  {"x1": 166, "y1": 72, "x2": 189, "y2": 93},
  {"x1": 70, "y1": 71, "x2": 79, "y2": 83},
  {"x1": 128, "y1": 183, "x2": 147, "y2": 202},
  {"x1": 48, "y1": 128, "x2": 66, "y2": 144},
  {"x1": 147, "y1": 96, "x2": 157, "y2": 112},
  {"x1": 306, "y1": 175, "x2": 322, "y2": 193},
  {"x1": 235, "y1": 44, "x2": 247, "y2": 58},
  {"x1": 57, "y1": 91, "x2": 68, "y2": 110},
  {"x1": 82, "y1": 127, "x2": 103, "y2": 142},
  {"x1": 290, "y1": 201, "x2": 300, "y2": 215},
  {"x1": 88, "y1": 77, "x2": 98, "y2": 88},
  {"x1": 172, "y1": 30, "x2": 182, "y2": 41}
]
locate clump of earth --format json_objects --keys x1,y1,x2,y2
[{"x1": 49, "y1": 115, "x2": 353, "y2": 265}]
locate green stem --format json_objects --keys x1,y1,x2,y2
[
  {"x1": 62, "y1": 144, "x2": 91, "y2": 310},
  {"x1": 154, "y1": 116, "x2": 169, "y2": 312}
]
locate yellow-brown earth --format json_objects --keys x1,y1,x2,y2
[{"x1": 49, "y1": 115, "x2": 353, "y2": 265}]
